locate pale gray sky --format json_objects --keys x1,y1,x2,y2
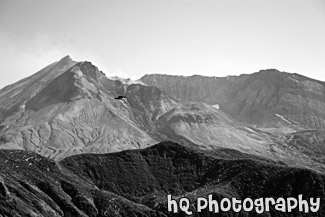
[{"x1": 0, "y1": 0, "x2": 324, "y2": 88}]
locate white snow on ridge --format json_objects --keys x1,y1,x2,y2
[
  {"x1": 275, "y1": 114, "x2": 291, "y2": 124},
  {"x1": 212, "y1": 104, "x2": 219, "y2": 109}
]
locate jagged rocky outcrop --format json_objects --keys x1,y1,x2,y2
[{"x1": 141, "y1": 70, "x2": 325, "y2": 131}]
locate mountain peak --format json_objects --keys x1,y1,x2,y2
[
  {"x1": 255, "y1": 68, "x2": 287, "y2": 76},
  {"x1": 258, "y1": 68, "x2": 281, "y2": 72},
  {"x1": 59, "y1": 54, "x2": 72, "y2": 61},
  {"x1": 57, "y1": 55, "x2": 74, "y2": 66},
  {"x1": 73, "y1": 61, "x2": 106, "y2": 82}
]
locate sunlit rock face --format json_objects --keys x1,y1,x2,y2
[
  {"x1": 0, "y1": 57, "x2": 170, "y2": 160},
  {"x1": 141, "y1": 70, "x2": 325, "y2": 131}
]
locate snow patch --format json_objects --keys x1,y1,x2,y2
[
  {"x1": 212, "y1": 104, "x2": 219, "y2": 109},
  {"x1": 70, "y1": 66, "x2": 83, "y2": 77},
  {"x1": 275, "y1": 114, "x2": 291, "y2": 124},
  {"x1": 75, "y1": 70, "x2": 83, "y2": 77}
]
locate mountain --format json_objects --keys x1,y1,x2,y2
[
  {"x1": 1, "y1": 56, "x2": 325, "y2": 216},
  {"x1": 0, "y1": 56, "x2": 180, "y2": 160},
  {"x1": 138, "y1": 71, "x2": 325, "y2": 172},
  {"x1": 0, "y1": 56, "x2": 270, "y2": 161},
  {"x1": 141, "y1": 70, "x2": 325, "y2": 132},
  {"x1": 1, "y1": 57, "x2": 325, "y2": 173},
  {"x1": 1, "y1": 141, "x2": 324, "y2": 217}
]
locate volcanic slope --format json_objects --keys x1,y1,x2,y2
[
  {"x1": 141, "y1": 71, "x2": 325, "y2": 173},
  {"x1": 0, "y1": 56, "x2": 325, "y2": 173},
  {"x1": 0, "y1": 56, "x2": 180, "y2": 160},
  {"x1": 0, "y1": 56, "x2": 278, "y2": 163},
  {"x1": 141, "y1": 70, "x2": 325, "y2": 131}
]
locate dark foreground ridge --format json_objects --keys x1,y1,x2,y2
[{"x1": 0, "y1": 141, "x2": 324, "y2": 216}]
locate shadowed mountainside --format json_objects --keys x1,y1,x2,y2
[
  {"x1": 61, "y1": 141, "x2": 325, "y2": 217},
  {"x1": 0, "y1": 148, "x2": 165, "y2": 217},
  {"x1": 1, "y1": 141, "x2": 324, "y2": 217}
]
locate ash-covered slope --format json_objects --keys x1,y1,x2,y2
[
  {"x1": 0, "y1": 56, "x2": 284, "y2": 163},
  {"x1": 141, "y1": 70, "x2": 325, "y2": 131},
  {"x1": 0, "y1": 57, "x2": 179, "y2": 160},
  {"x1": 156, "y1": 102, "x2": 272, "y2": 156}
]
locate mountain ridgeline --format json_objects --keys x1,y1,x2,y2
[
  {"x1": 0, "y1": 56, "x2": 325, "y2": 216},
  {"x1": 141, "y1": 71, "x2": 325, "y2": 131}
]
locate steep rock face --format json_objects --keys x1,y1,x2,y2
[
  {"x1": 141, "y1": 70, "x2": 325, "y2": 131},
  {"x1": 126, "y1": 84, "x2": 179, "y2": 122},
  {"x1": 125, "y1": 84, "x2": 179, "y2": 138}
]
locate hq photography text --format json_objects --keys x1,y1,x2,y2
[{"x1": 167, "y1": 194, "x2": 320, "y2": 215}]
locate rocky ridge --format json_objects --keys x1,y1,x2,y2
[{"x1": 141, "y1": 70, "x2": 325, "y2": 131}]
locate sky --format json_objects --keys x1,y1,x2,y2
[{"x1": 0, "y1": 0, "x2": 324, "y2": 88}]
